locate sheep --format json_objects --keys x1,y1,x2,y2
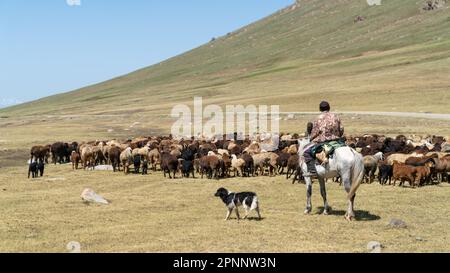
[
  {"x1": 30, "y1": 145, "x2": 50, "y2": 164},
  {"x1": 71, "y1": 151, "x2": 80, "y2": 170},
  {"x1": 160, "y1": 152, "x2": 179, "y2": 179},
  {"x1": 240, "y1": 153, "x2": 254, "y2": 177},
  {"x1": 363, "y1": 152, "x2": 384, "y2": 183},
  {"x1": 51, "y1": 142, "x2": 69, "y2": 164},
  {"x1": 286, "y1": 154, "x2": 300, "y2": 179},
  {"x1": 252, "y1": 152, "x2": 278, "y2": 176},
  {"x1": 120, "y1": 147, "x2": 133, "y2": 174},
  {"x1": 199, "y1": 154, "x2": 220, "y2": 179},
  {"x1": 276, "y1": 152, "x2": 290, "y2": 174},
  {"x1": 231, "y1": 154, "x2": 246, "y2": 177},
  {"x1": 92, "y1": 145, "x2": 106, "y2": 165},
  {"x1": 142, "y1": 160, "x2": 149, "y2": 175},
  {"x1": 81, "y1": 146, "x2": 95, "y2": 170},
  {"x1": 426, "y1": 152, "x2": 449, "y2": 159},
  {"x1": 180, "y1": 159, "x2": 195, "y2": 178},
  {"x1": 287, "y1": 144, "x2": 298, "y2": 155},
  {"x1": 432, "y1": 158, "x2": 450, "y2": 183},
  {"x1": 133, "y1": 154, "x2": 141, "y2": 174},
  {"x1": 227, "y1": 140, "x2": 237, "y2": 151},
  {"x1": 378, "y1": 163, "x2": 393, "y2": 185},
  {"x1": 415, "y1": 165, "x2": 433, "y2": 186},
  {"x1": 193, "y1": 158, "x2": 200, "y2": 174},
  {"x1": 132, "y1": 146, "x2": 150, "y2": 161},
  {"x1": 170, "y1": 149, "x2": 181, "y2": 158},
  {"x1": 244, "y1": 142, "x2": 261, "y2": 155},
  {"x1": 148, "y1": 148, "x2": 161, "y2": 171},
  {"x1": 229, "y1": 145, "x2": 242, "y2": 156},
  {"x1": 386, "y1": 152, "x2": 422, "y2": 165},
  {"x1": 405, "y1": 154, "x2": 438, "y2": 167},
  {"x1": 252, "y1": 153, "x2": 269, "y2": 176},
  {"x1": 392, "y1": 161, "x2": 417, "y2": 187},
  {"x1": 108, "y1": 146, "x2": 121, "y2": 172},
  {"x1": 221, "y1": 153, "x2": 232, "y2": 177},
  {"x1": 217, "y1": 149, "x2": 230, "y2": 157}
]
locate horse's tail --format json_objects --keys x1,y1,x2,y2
[{"x1": 348, "y1": 149, "x2": 364, "y2": 200}]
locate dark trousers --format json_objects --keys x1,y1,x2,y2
[{"x1": 304, "y1": 144, "x2": 318, "y2": 163}]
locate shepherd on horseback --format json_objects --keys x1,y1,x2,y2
[
  {"x1": 299, "y1": 101, "x2": 364, "y2": 221},
  {"x1": 304, "y1": 101, "x2": 344, "y2": 176}
]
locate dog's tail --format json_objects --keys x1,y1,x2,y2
[{"x1": 250, "y1": 195, "x2": 259, "y2": 211}]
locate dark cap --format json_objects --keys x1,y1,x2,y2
[{"x1": 319, "y1": 101, "x2": 330, "y2": 112}]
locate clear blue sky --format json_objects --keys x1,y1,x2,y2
[{"x1": 0, "y1": 0, "x2": 294, "y2": 108}]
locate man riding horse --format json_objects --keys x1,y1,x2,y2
[
  {"x1": 304, "y1": 101, "x2": 344, "y2": 176},
  {"x1": 298, "y1": 102, "x2": 363, "y2": 221}
]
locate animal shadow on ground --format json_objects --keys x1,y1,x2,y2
[
  {"x1": 317, "y1": 207, "x2": 381, "y2": 221},
  {"x1": 226, "y1": 217, "x2": 265, "y2": 221},
  {"x1": 245, "y1": 217, "x2": 265, "y2": 221}
]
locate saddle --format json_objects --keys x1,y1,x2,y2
[{"x1": 312, "y1": 139, "x2": 346, "y2": 165}]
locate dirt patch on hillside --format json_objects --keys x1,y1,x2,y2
[{"x1": 0, "y1": 149, "x2": 29, "y2": 168}]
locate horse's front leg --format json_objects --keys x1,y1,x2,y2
[
  {"x1": 318, "y1": 177, "x2": 330, "y2": 215},
  {"x1": 304, "y1": 176, "x2": 313, "y2": 214}
]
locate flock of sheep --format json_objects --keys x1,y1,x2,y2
[{"x1": 29, "y1": 133, "x2": 450, "y2": 187}]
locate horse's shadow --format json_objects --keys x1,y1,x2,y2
[{"x1": 317, "y1": 207, "x2": 381, "y2": 221}]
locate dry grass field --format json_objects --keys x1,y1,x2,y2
[{"x1": 0, "y1": 164, "x2": 449, "y2": 253}]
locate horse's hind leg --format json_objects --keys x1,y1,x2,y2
[
  {"x1": 319, "y1": 178, "x2": 330, "y2": 215},
  {"x1": 341, "y1": 170, "x2": 355, "y2": 221},
  {"x1": 304, "y1": 176, "x2": 313, "y2": 214}
]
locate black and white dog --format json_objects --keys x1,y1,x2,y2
[{"x1": 214, "y1": 188, "x2": 261, "y2": 220}]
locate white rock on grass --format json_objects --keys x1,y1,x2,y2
[
  {"x1": 81, "y1": 188, "x2": 109, "y2": 205},
  {"x1": 389, "y1": 219, "x2": 407, "y2": 228},
  {"x1": 367, "y1": 241, "x2": 382, "y2": 253},
  {"x1": 94, "y1": 165, "x2": 114, "y2": 171}
]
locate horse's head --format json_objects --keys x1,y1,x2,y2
[{"x1": 297, "y1": 138, "x2": 311, "y2": 157}]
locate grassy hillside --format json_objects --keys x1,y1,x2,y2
[
  {"x1": 0, "y1": 0, "x2": 449, "y2": 168},
  {"x1": 2, "y1": 0, "x2": 450, "y2": 117}
]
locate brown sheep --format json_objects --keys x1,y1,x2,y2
[
  {"x1": 70, "y1": 151, "x2": 80, "y2": 170},
  {"x1": 148, "y1": 148, "x2": 161, "y2": 171},
  {"x1": 392, "y1": 161, "x2": 417, "y2": 187},
  {"x1": 109, "y1": 146, "x2": 121, "y2": 172},
  {"x1": 286, "y1": 154, "x2": 300, "y2": 181},
  {"x1": 161, "y1": 152, "x2": 179, "y2": 179},
  {"x1": 244, "y1": 142, "x2": 261, "y2": 155},
  {"x1": 81, "y1": 146, "x2": 95, "y2": 170},
  {"x1": 221, "y1": 153, "x2": 232, "y2": 177},
  {"x1": 30, "y1": 145, "x2": 51, "y2": 163},
  {"x1": 432, "y1": 158, "x2": 450, "y2": 183},
  {"x1": 252, "y1": 152, "x2": 278, "y2": 176},
  {"x1": 199, "y1": 155, "x2": 220, "y2": 179},
  {"x1": 276, "y1": 152, "x2": 290, "y2": 174}
]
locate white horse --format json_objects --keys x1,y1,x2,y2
[{"x1": 298, "y1": 138, "x2": 365, "y2": 221}]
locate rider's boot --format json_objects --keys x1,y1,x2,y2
[{"x1": 303, "y1": 159, "x2": 317, "y2": 177}]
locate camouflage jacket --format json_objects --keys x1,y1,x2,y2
[{"x1": 310, "y1": 112, "x2": 343, "y2": 143}]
